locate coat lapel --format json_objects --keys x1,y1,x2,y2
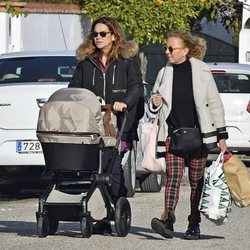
[
  {"x1": 158, "y1": 65, "x2": 173, "y2": 109},
  {"x1": 190, "y1": 57, "x2": 207, "y2": 107}
]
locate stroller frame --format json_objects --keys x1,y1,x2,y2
[{"x1": 35, "y1": 88, "x2": 131, "y2": 238}]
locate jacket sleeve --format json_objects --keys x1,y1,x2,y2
[
  {"x1": 149, "y1": 67, "x2": 165, "y2": 113},
  {"x1": 206, "y1": 68, "x2": 228, "y2": 140},
  {"x1": 68, "y1": 62, "x2": 83, "y2": 88},
  {"x1": 121, "y1": 55, "x2": 143, "y2": 109}
]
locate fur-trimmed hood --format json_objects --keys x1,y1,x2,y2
[
  {"x1": 119, "y1": 41, "x2": 139, "y2": 59},
  {"x1": 76, "y1": 41, "x2": 139, "y2": 61}
]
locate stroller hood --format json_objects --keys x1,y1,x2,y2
[{"x1": 37, "y1": 88, "x2": 104, "y2": 134}]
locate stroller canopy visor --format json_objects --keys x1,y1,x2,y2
[{"x1": 37, "y1": 88, "x2": 104, "y2": 135}]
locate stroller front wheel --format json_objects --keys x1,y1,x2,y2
[
  {"x1": 80, "y1": 215, "x2": 93, "y2": 238},
  {"x1": 115, "y1": 197, "x2": 131, "y2": 237},
  {"x1": 37, "y1": 215, "x2": 50, "y2": 238}
]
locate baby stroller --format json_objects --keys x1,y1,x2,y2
[{"x1": 36, "y1": 88, "x2": 131, "y2": 238}]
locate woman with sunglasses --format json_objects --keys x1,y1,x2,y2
[
  {"x1": 149, "y1": 31, "x2": 228, "y2": 240},
  {"x1": 68, "y1": 17, "x2": 143, "y2": 235}
]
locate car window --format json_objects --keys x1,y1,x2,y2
[
  {"x1": 0, "y1": 56, "x2": 78, "y2": 84},
  {"x1": 212, "y1": 73, "x2": 250, "y2": 93}
]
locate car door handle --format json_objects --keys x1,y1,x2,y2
[{"x1": 36, "y1": 98, "x2": 47, "y2": 108}]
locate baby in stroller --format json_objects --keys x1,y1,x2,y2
[{"x1": 36, "y1": 87, "x2": 131, "y2": 238}]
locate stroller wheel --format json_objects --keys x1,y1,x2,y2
[
  {"x1": 49, "y1": 219, "x2": 59, "y2": 235},
  {"x1": 115, "y1": 197, "x2": 131, "y2": 237},
  {"x1": 37, "y1": 215, "x2": 50, "y2": 238},
  {"x1": 80, "y1": 215, "x2": 93, "y2": 238}
]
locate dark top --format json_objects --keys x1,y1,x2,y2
[
  {"x1": 68, "y1": 55, "x2": 143, "y2": 142},
  {"x1": 167, "y1": 59, "x2": 198, "y2": 129}
]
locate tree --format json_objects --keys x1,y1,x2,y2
[
  {"x1": 81, "y1": 0, "x2": 243, "y2": 45},
  {"x1": 193, "y1": 0, "x2": 243, "y2": 45}
]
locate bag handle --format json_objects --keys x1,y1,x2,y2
[
  {"x1": 217, "y1": 152, "x2": 224, "y2": 164},
  {"x1": 224, "y1": 151, "x2": 233, "y2": 163},
  {"x1": 208, "y1": 152, "x2": 224, "y2": 174},
  {"x1": 152, "y1": 113, "x2": 159, "y2": 126},
  {"x1": 211, "y1": 152, "x2": 224, "y2": 170}
]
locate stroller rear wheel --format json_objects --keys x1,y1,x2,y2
[
  {"x1": 115, "y1": 197, "x2": 131, "y2": 237},
  {"x1": 37, "y1": 215, "x2": 50, "y2": 238},
  {"x1": 80, "y1": 214, "x2": 93, "y2": 238}
]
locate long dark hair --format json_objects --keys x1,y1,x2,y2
[{"x1": 76, "y1": 17, "x2": 138, "y2": 61}]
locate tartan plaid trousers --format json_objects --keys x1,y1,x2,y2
[{"x1": 162, "y1": 138, "x2": 208, "y2": 223}]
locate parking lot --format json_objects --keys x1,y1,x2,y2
[{"x1": 0, "y1": 168, "x2": 250, "y2": 250}]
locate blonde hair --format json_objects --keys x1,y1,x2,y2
[
  {"x1": 76, "y1": 17, "x2": 138, "y2": 61},
  {"x1": 167, "y1": 31, "x2": 207, "y2": 60}
]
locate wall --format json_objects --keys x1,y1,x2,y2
[{"x1": 0, "y1": 2, "x2": 92, "y2": 54}]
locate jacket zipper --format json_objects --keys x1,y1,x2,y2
[
  {"x1": 103, "y1": 72, "x2": 106, "y2": 99},
  {"x1": 92, "y1": 68, "x2": 96, "y2": 85},
  {"x1": 89, "y1": 58, "x2": 115, "y2": 100},
  {"x1": 112, "y1": 65, "x2": 116, "y2": 85}
]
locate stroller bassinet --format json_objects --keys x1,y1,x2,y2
[{"x1": 36, "y1": 88, "x2": 131, "y2": 238}]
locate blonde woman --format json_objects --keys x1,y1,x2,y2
[{"x1": 149, "y1": 31, "x2": 228, "y2": 240}]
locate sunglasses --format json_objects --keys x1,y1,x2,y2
[
  {"x1": 92, "y1": 31, "x2": 112, "y2": 38},
  {"x1": 163, "y1": 45, "x2": 185, "y2": 53}
]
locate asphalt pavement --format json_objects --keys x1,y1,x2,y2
[{"x1": 0, "y1": 169, "x2": 250, "y2": 250}]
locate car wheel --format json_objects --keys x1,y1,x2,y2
[
  {"x1": 139, "y1": 173, "x2": 163, "y2": 192},
  {"x1": 122, "y1": 150, "x2": 136, "y2": 198}
]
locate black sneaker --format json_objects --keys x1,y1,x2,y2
[
  {"x1": 151, "y1": 217, "x2": 174, "y2": 239},
  {"x1": 183, "y1": 225, "x2": 200, "y2": 240},
  {"x1": 93, "y1": 220, "x2": 112, "y2": 235}
]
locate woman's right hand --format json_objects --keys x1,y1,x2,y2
[{"x1": 152, "y1": 94, "x2": 163, "y2": 107}]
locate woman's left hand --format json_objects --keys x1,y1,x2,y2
[
  {"x1": 113, "y1": 101, "x2": 127, "y2": 112},
  {"x1": 218, "y1": 139, "x2": 227, "y2": 154}
]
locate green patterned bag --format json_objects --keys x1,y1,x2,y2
[{"x1": 199, "y1": 153, "x2": 231, "y2": 225}]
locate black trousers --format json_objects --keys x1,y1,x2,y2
[{"x1": 107, "y1": 152, "x2": 128, "y2": 203}]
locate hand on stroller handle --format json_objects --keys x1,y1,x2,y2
[
  {"x1": 113, "y1": 101, "x2": 127, "y2": 113},
  {"x1": 122, "y1": 107, "x2": 128, "y2": 115},
  {"x1": 101, "y1": 104, "x2": 128, "y2": 115}
]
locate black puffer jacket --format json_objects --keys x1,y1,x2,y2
[{"x1": 68, "y1": 55, "x2": 143, "y2": 141}]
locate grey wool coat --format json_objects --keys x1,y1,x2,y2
[{"x1": 149, "y1": 57, "x2": 228, "y2": 158}]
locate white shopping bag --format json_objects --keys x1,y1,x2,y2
[
  {"x1": 199, "y1": 153, "x2": 231, "y2": 225},
  {"x1": 140, "y1": 114, "x2": 166, "y2": 173}
]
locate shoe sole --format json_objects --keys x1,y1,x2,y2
[{"x1": 151, "y1": 219, "x2": 174, "y2": 239}]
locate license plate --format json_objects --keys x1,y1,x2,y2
[{"x1": 16, "y1": 140, "x2": 42, "y2": 154}]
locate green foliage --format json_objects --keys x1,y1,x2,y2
[
  {"x1": 82, "y1": 0, "x2": 202, "y2": 44},
  {"x1": 4, "y1": 4, "x2": 28, "y2": 17},
  {"x1": 4, "y1": 4, "x2": 19, "y2": 17},
  {"x1": 81, "y1": 0, "x2": 242, "y2": 45},
  {"x1": 194, "y1": 0, "x2": 242, "y2": 46},
  {"x1": 24, "y1": 0, "x2": 79, "y2": 3}
]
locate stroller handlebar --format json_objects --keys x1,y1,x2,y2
[{"x1": 122, "y1": 107, "x2": 128, "y2": 116}]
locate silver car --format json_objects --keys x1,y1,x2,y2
[{"x1": 208, "y1": 62, "x2": 250, "y2": 161}]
